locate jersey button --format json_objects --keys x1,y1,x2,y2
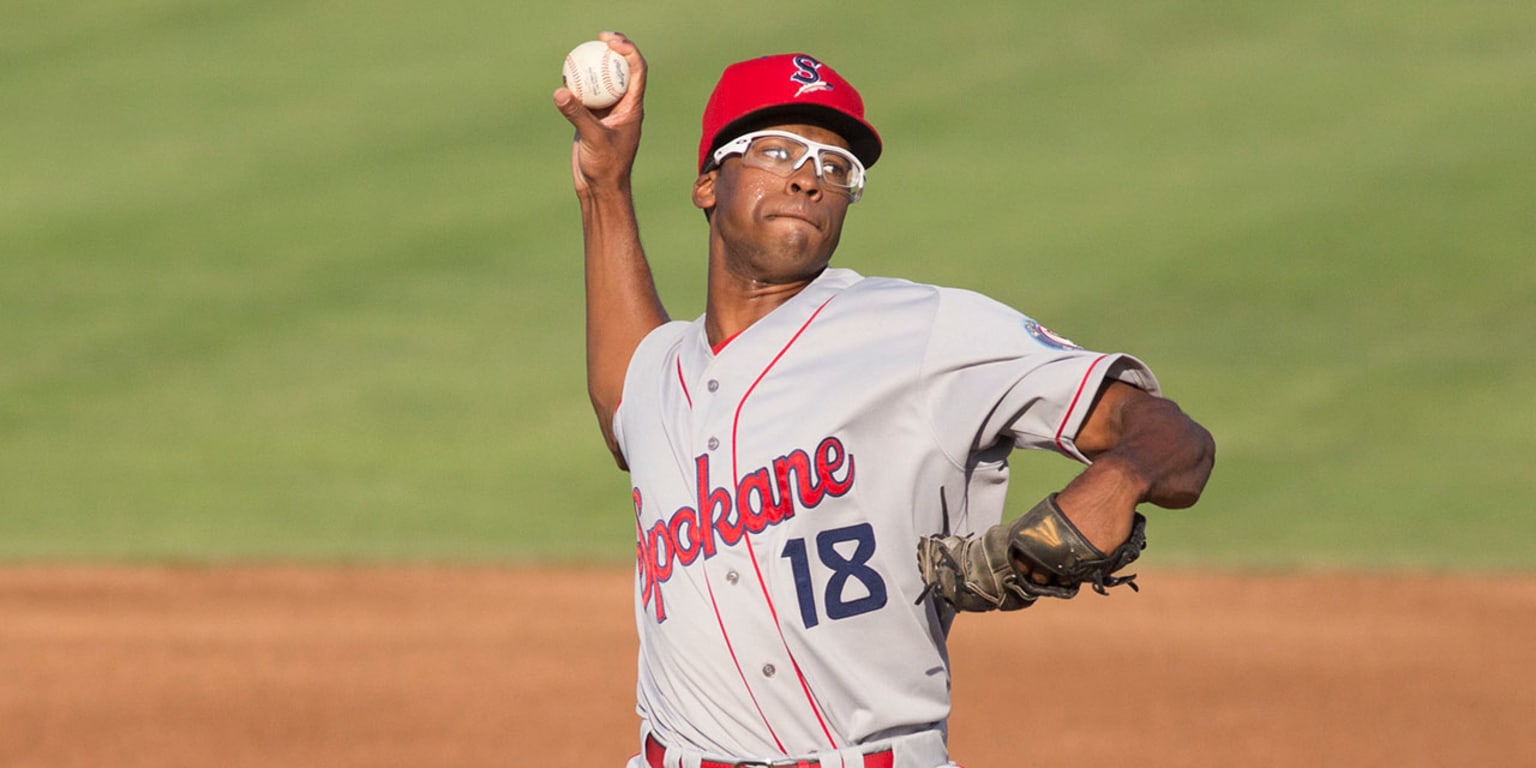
[
  {"x1": 707, "y1": 379, "x2": 720, "y2": 393},
  {"x1": 761, "y1": 663, "x2": 776, "y2": 678},
  {"x1": 725, "y1": 570, "x2": 739, "y2": 585},
  {"x1": 707, "y1": 437, "x2": 720, "y2": 451}
]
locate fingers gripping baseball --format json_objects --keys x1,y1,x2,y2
[{"x1": 553, "y1": 32, "x2": 647, "y2": 194}]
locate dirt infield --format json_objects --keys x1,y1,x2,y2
[{"x1": 2, "y1": 566, "x2": 1532, "y2": 767}]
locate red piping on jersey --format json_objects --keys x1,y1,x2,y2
[
  {"x1": 729, "y1": 295, "x2": 841, "y2": 751},
  {"x1": 712, "y1": 330, "x2": 743, "y2": 355},
  {"x1": 704, "y1": 566, "x2": 787, "y2": 753},
  {"x1": 676, "y1": 358, "x2": 692, "y2": 408},
  {"x1": 1054, "y1": 354, "x2": 1109, "y2": 458}
]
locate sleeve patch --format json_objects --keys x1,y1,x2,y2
[{"x1": 1023, "y1": 318, "x2": 1083, "y2": 350}]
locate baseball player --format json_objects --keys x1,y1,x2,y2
[{"x1": 553, "y1": 33, "x2": 1216, "y2": 768}]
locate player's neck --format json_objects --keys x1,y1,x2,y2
[{"x1": 704, "y1": 263, "x2": 822, "y2": 348}]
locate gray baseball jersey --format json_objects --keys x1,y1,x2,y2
[{"x1": 614, "y1": 267, "x2": 1159, "y2": 764}]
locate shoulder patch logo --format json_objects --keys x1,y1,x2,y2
[
  {"x1": 790, "y1": 54, "x2": 832, "y2": 97},
  {"x1": 1023, "y1": 318, "x2": 1083, "y2": 350}
]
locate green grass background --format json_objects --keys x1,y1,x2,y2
[{"x1": 3, "y1": 0, "x2": 1532, "y2": 569}]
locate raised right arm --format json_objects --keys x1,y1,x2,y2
[{"x1": 552, "y1": 33, "x2": 668, "y2": 467}]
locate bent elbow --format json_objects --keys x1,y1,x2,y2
[{"x1": 1153, "y1": 423, "x2": 1216, "y2": 509}]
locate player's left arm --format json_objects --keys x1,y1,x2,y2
[{"x1": 1054, "y1": 380, "x2": 1216, "y2": 552}]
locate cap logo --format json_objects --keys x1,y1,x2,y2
[{"x1": 790, "y1": 54, "x2": 832, "y2": 97}]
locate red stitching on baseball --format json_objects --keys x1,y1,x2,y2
[
  {"x1": 600, "y1": 52, "x2": 617, "y2": 96},
  {"x1": 565, "y1": 55, "x2": 584, "y2": 99}
]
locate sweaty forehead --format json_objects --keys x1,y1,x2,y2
[{"x1": 759, "y1": 123, "x2": 851, "y2": 150}]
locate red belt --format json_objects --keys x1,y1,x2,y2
[{"x1": 645, "y1": 734, "x2": 894, "y2": 768}]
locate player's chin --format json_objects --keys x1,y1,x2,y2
[
  {"x1": 761, "y1": 227, "x2": 821, "y2": 257},
  {"x1": 774, "y1": 220, "x2": 842, "y2": 255}
]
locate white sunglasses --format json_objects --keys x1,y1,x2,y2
[{"x1": 708, "y1": 130, "x2": 866, "y2": 202}]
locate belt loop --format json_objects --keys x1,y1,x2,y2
[
  {"x1": 672, "y1": 744, "x2": 701, "y2": 768},
  {"x1": 823, "y1": 746, "x2": 861, "y2": 768},
  {"x1": 665, "y1": 743, "x2": 689, "y2": 768}
]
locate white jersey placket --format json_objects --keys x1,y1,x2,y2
[{"x1": 681, "y1": 302, "x2": 843, "y2": 755}]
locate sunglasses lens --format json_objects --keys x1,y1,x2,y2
[
  {"x1": 712, "y1": 131, "x2": 866, "y2": 202},
  {"x1": 740, "y1": 134, "x2": 863, "y2": 198}
]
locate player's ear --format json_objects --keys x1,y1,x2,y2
[{"x1": 692, "y1": 170, "x2": 717, "y2": 212}]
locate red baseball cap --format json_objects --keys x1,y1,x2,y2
[{"x1": 697, "y1": 53, "x2": 882, "y2": 174}]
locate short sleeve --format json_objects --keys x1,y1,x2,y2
[
  {"x1": 612, "y1": 321, "x2": 692, "y2": 466},
  {"x1": 921, "y1": 288, "x2": 1160, "y2": 464}
]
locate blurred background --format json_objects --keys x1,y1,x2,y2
[{"x1": 3, "y1": 0, "x2": 1533, "y2": 570}]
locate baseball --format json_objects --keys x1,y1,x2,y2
[{"x1": 562, "y1": 40, "x2": 629, "y2": 109}]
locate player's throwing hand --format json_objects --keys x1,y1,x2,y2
[{"x1": 553, "y1": 31, "x2": 647, "y2": 196}]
